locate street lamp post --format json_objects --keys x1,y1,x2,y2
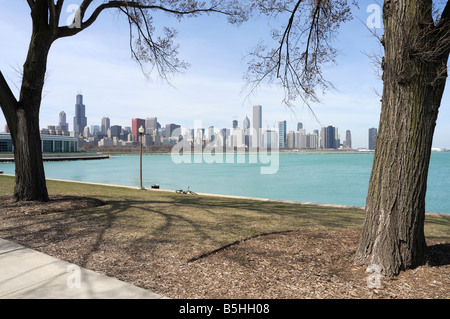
[{"x1": 139, "y1": 125, "x2": 145, "y2": 190}]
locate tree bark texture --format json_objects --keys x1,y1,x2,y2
[
  {"x1": 355, "y1": 0, "x2": 449, "y2": 276},
  {"x1": 1, "y1": 3, "x2": 55, "y2": 201}
]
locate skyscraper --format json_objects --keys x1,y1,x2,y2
[
  {"x1": 243, "y1": 116, "x2": 250, "y2": 134},
  {"x1": 320, "y1": 125, "x2": 339, "y2": 149},
  {"x1": 91, "y1": 125, "x2": 100, "y2": 134},
  {"x1": 101, "y1": 117, "x2": 110, "y2": 135},
  {"x1": 263, "y1": 129, "x2": 277, "y2": 149},
  {"x1": 369, "y1": 128, "x2": 378, "y2": 150},
  {"x1": 146, "y1": 117, "x2": 158, "y2": 134},
  {"x1": 252, "y1": 105, "x2": 262, "y2": 148},
  {"x1": 287, "y1": 131, "x2": 295, "y2": 148},
  {"x1": 297, "y1": 122, "x2": 303, "y2": 130},
  {"x1": 345, "y1": 130, "x2": 352, "y2": 149},
  {"x1": 219, "y1": 128, "x2": 230, "y2": 147},
  {"x1": 278, "y1": 120, "x2": 287, "y2": 148},
  {"x1": 320, "y1": 127, "x2": 326, "y2": 149},
  {"x1": 326, "y1": 125, "x2": 335, "y2": 149},
  {"x1": 73, "y1": 94, "x2": 87, "y2": 136},
  {"x1": 83, "y1": 126, "x2": 90, "y2": 138},
  {"x1": 110, "y1": 125, "x2": 122, "y2": 139},
  {"x1": 207, "y1": 126, "x2": 215, "y2": 143},
  {"x1": 334, "y1": 126, "x2": 340, "y2": 149},
  {"x1": 132, "y1": 118, "x2": 145, "y2": 142},
  {"x1": 58, "y1": 111, "x2": 68, "y2": 133},
  {"x1": 165, "y1": 123, "x2": 181, "y2": 139},
  {"x1": 243, "y1": 116, "x2": 250, "y2": 148}
]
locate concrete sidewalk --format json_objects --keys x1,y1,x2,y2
[{"x1": 0, "y1": 238, "x2": 166, "y2": 299}]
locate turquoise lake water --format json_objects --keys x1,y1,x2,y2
[{"x1": 1, "y1": 152, "x2": 449, "y2": 214}]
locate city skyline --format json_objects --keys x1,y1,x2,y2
[
  {"x1": 0, "y1": 2, "x2": 449, "y2": 149},
  {"x1": 25, "y1": 93, "x2": 382, "y2": 150}
]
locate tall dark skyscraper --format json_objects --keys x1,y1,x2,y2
[
  {"x1": 325, "y1": 125, "x2": 335, "y2": 149},
  {"x1": 345, "y1": 130, "x2": 352, "y2": 149},
  {"x1": 165, "y1": 123, "x2": 181, "y2": 139},
  {"x1": 369, "y1": 127, "x2": 378, "y2": 150},
  {"x1": 110, "y1": 125, "x2": 122, "y2": 138},
  {"x1": 73, "y1": 94, "x2": 87, "y2": 136}
]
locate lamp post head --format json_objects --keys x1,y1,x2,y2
[{"x1": 139, "y1": 125, "x2": 144, "y2": 135}]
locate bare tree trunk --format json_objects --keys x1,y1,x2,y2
[
  {"x1": 354, "y1": 0, "x2": 449, "y2": 276},
  {"x1": 6, "y1": 21, "x2": 54, "y2": 201},
  {"x1": 9, "y1": 106, "x2": 48, "y2": 201}
]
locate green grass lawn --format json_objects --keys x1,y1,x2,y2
[{"x1": 1, "y1": 174, "x2": 449, "y2": 256}]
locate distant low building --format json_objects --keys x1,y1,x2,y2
[
  {"x1": 98, "y1": 137, "x2": 114, "y2": 147},
  {"x1": 0, "y1": 133, "x2": 78, "y2": 153}
]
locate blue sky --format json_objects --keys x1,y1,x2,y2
[{"x1": 0, "y1": 0, "x2": 449, "y2": 149}]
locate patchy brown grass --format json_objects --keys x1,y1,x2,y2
[{"x1": 0, "y1": 175, "x2": 449, "y2": 299}]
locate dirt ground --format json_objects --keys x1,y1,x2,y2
[{"x1": 0, "y1": 195, "x2": 449, "y2": 299}]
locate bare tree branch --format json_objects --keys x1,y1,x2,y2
[
  {"x1": 26, "y1": 0, "x2": 35, "y2": 10},
  {"x1": 78, "y1": 0, "x2": 94, "y2": 22},
  {"x1": 0, "y1": 71, "x2": 18, "y2": 108},
  {"x1": 437, "y1": 0, "x2": 450, "y2": 26},
  {"x1": 54, "y1": 0, "x2": 247, "y2": 82},
  {"x1": 57, "y1": 0, "x2": 238, "y2": 39},
  {"x1": 435, "y1": 0, "x2": 450, "y2": 57},
  {"x1": 244, "y1": 0, "x2": 354, "y2": 111},
  {"x1": 277, "y1": 0, "x2": 303, "y2": 78},
  {"x1": 47, "y1": 0, "x2": 59, "y2": 29},
  {"x1": 0, "y1": 70, "x2": 19, "y2": 132}
]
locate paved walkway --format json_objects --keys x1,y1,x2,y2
[{"x1": 0, "y1": 238, "x2": 166, "y2": 299}]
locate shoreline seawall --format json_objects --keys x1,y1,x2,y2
[
  {"x1": 1, "y1": 174, "x2": 448, "y2": 217},
  {"x1": 0, "y1": 153, "x2": 109, "y2": 163}
]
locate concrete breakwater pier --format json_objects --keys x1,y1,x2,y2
[{"x1": 0, "y1": 153, "x2": 109, "y2": 163}]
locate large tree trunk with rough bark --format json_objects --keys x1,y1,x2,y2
[
  {"x1": 1, "y1": 7, "x2": 54, "y2": 201},
  {"x1": 354, "y1": 0, "x2": 449, "y2": 277},
  {"x1": 9, "y1": 106, "x2": 49, "y2": 202}
]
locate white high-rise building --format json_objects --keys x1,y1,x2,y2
[
  {"x1": 233, "y1": 128, "x2": 245, "y2": 148},
  {"x1": 295, "y1": 128, "x2": 306, "y2": 148},
  {"x1": 263, "y1": 129, "x2": 278, "y2": 149},
  {"x1": 252, "y1": 105, "x2": 262, "y2": 148},
  {"x1": 287, "y1": 131, "x2": 295, "y2": 148},
  {"x1": 83, "y1": 125, "x2": 90, "y2": 138}
]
